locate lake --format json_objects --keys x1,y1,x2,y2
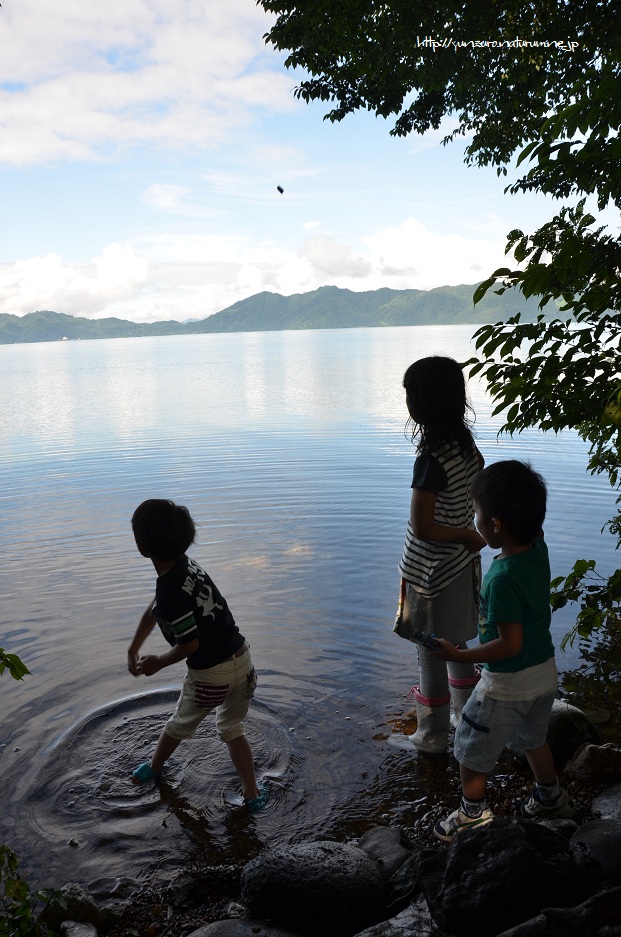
[{"x1": 0, "y1": 325, "x2": 616, "y2": 890}]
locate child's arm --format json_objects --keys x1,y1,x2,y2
[
  {"x1": 138, "y1": 638, "x2": 200, "y2": 676},
  {"x1": 128, "y1": 603, "x2": 157, "y2": 676},
  {"x1": 410, "y1": 488, "x2": 485, "y2": 553},
  {"x1": 431, "y1": 621, "x2": 523, "y2": 664}
]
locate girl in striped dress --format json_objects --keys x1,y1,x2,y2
[{"x1": 398, "y1": 356, "x2": 485, "y2": 754}]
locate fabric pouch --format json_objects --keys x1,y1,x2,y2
[{"x1": 393, "y1": 577, "x2": 416, "y2": 641}]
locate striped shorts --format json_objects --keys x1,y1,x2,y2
[
  {"x1": 165, "y1": 644, "x2": 257, "y2": 744},
  {"x1": 454, "y1": 688, "x2": 556, "y2": 774}
]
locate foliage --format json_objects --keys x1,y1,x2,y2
[
  {"x1": 260, "y1": 0, "x2": 621, "y2": 646},
  {"x1": 551, "y1": 561, "x2": 621, "y2": 649},
  {"x1": 466, "y1": 61, "x2": 621, "y2": 639},
  {"x1": 260, "y1": 1, "x2": 615, "y2": 167},
  {"x1": 0, "y1": 846, "x2": 60, "y2": 937},
  {"x1": 0, "y1": 650, "x2": 29, "y2": 682},
  {"x1": 556, "y1": 565, "x2": 621, "y2": 721}
]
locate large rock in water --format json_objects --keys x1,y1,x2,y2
[
  {"x1": 570, "y1": 818, "x2": 621, "y2": 885},
  {"x1": 591, "y1": 781, "x2": 621, "y2": 820},
  {"x1": 419, "y1": 818, "x2": 591, "y2": 937},
  {"x1": 564, "y1": 742, "x2": 621, "y2": 786},
  {"x1": 240, "y1": 841, "x2": 387, "y2": 937}
]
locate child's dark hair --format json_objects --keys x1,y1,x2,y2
[
  {"x1": 403, "y1": 356, "x2": 474, "y2": 453},
  {"x1": 472, "y1": 460, "x2": 547, "y2": 544},
  {"x1": 132, "y1": 499, "x2": 196, "y2": 561}
]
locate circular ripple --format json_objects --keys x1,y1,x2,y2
[{"x1": 5, "y1": 680, "x2": 405, "y2": 888}]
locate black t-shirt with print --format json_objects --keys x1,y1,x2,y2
[{"x1": 154, "y1": 555, "x2": 245, "y2": 669}]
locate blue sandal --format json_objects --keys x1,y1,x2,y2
[
  {"x1": 131, "y1": 761, "x2": 162, "y2": 784},
  {"x1": 245, "y1": 784, "x2": 270, "y2": 813}
]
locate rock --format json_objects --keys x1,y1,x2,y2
[
  {"x1": 384, "y1": 846, "x2": 441, "y2": 914},
  {"x1": 40, "y1": 883, "x2": 114, "y2": 932},
  {"x1": 592, "y1": 782, "x2": 621, "y2": 820},
  {"x1": 241, "y1": 841, "x2": 387, "y2": 937},
  {"x1": 351, "y1": 894, "x2": 437, "y2": 937},
  {"x1": 356, "y1": 827, "x2": 411, "y2": 880},
  {"x1": 564, "y1": 742, "x2": 621, "y2": 785},
  {"x1": 492, "y1": 885, "x2": 621, "y2": 936},
  {"x1": 60, "y1": 925, "x2": 98, "y2": 937},
  {"x1": 537, "y1": 818, "x2": 579, "y2": 839},
  {"x1": 187, "y1": 921, "x2": 300, "y2": 937},
  {"x1": 509, "y1": 700, "x2": 599, "y2": 770},
  {"x1": 419, "y1": 818, "x2": 591, "y2": 937},
  {"x1": 570, "y1": 818, "x2": 621, "y2": 885}
]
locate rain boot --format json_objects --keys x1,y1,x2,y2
[
  {"x1": 408, "y1": 687, "x2": 450, "y2": 754},
  {"x1": 448, "y1": 673, "x2": 480, "y2": 728}
]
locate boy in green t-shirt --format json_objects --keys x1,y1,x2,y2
[{"x1": 429, "y1": 460, "x2": 575, "y2": 841}]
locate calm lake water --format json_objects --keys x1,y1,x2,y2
[{"x1": 0, "y1": 325, "x2": 616, "y2": 891}]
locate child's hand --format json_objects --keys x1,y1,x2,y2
[
  {"x1": 430, "y1": 638, "x2": 461, "y2": 661},
  {"x1": 463, "y1": 529, "x2": 486, "y2": 553},
  {"x1": 137, "y1": 654, "x2": 162, "y2": 676},
  {"x1": 127, "y1": 649, "x2": 140, "y2": 676}
]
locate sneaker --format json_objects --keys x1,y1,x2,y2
[
  {"x1": 245, "y1": 784, "x2": 270, "y2": 813},
  {"x1": 131, "y1": 761, "x2": 162, "y2": 784},
  {"x1": 434, "y1": 806, "x2": 494, "y2": 842},
  {"x1": 520, "y1": 787, "x2": 575, "y2": 819}
]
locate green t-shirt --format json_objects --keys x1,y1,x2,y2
[{"x1": 479, "y1": 538, "x2": 554, "y2": 673}]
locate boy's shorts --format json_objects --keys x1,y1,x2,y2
[
  {"x1": 165, "y1": 643, "x2": 257, "y2": 744},
  {"x1": 453, "y1": 689, "x2": 556, "y2": 774}
]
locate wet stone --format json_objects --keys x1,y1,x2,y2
[
  {"x1": 570, "y1": 818, "x2": 621, "y2": 886},
  {"x1": 420, "y1": 817, "x2": 590, "y2": 937},
  {"x1": 241, "y1": 841, "x2": 387, "y2": 937}
]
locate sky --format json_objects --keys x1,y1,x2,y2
[{"x1": 0, "y1": 1, "x2": 601, "y2": 324}]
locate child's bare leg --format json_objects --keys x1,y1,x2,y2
[
  {"x1": 524, "y1": 742, "x2": 556, "y2": 784},
  {"x1": 151, "y1": 729, "x2": 182, "y2": 772},
  {"x1": 460, "y1": 764, "x2": 488, "y2": 802},
  {"x1": 227, "y1": 735, "x2": 259, "y2": 801}
]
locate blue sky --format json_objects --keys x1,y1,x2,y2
[{"x1": 0, "y1": 1, "x2": 595, "y2": 323}]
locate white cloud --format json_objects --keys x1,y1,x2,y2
[
  {"x1": 0, "y1": 215, "x2": 509, "y2": 323},
  {"x1": 0, "y1": 245, "x2": 149, "y2": 318},
  {"x1": 299, "y1": 234, "x2": 372, "y2": 279},
  {"x1": 0, "y1": 0, "x2": 293, "y2": 164},
  {"x1": 141, "y1": 184, "x2": 220, "y2": 218}
]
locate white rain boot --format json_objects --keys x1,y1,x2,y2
[
  {"x1": 408, "y1": 687, "x2": 450, "y2": 754},
  {"x1": 448, "y1": 674, "x2": 480, "y2": 728}
]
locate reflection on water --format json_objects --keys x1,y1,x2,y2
[{"x1": 0, "y1": 325, "x2": 616, "y2": 888}]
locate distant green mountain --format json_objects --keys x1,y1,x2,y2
[{"x1": 0, "y1": 283, "x2": 547, "y2": 346}]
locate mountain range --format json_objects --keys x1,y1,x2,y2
[{"x1": 0, "y1": 283, "x2": 547, "y2": 345}]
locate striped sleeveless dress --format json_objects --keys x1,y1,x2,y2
[{"x1": 398, "y1": 440, "x2": 479, "y2": 599}]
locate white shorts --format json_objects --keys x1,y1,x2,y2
[
  {"x1": 454, "y1": 689, "x2": 556, "y2": 774},
  {"x1": 165, "y1": 644, "x2": 257, "y2": 744}
]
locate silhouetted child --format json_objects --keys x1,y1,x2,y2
[
  {"x1": 432, "y1": 461, "x2": 574, "y2": 840},
  {"x1": 397, "y1": 356, "x2": 485, "y2": 753},
  {"x1": 127, "y1": 498, "x2": 268, "y2": 811}
]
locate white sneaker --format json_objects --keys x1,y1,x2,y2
[
  {"x1": 520, "y1": 788, "x2": 575, "y2": 819},
  {"x1": 434, "y1": 806, "x2": 494, "y2": 842}
]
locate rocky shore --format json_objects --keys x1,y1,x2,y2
[{"x1": 34, "y1": 701, "x2": 621, "y2": 937}]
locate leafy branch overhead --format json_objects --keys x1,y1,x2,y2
[{"x1": 260, "y1": 0, "x2": 621, "y2": 648}]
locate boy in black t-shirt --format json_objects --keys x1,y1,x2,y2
[{"x1": 127, "y1": 499, "x2": 268, "y2": 812}]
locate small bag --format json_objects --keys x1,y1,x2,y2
[{"x1": 393, "y1": 577, "x2": 416, "y2": 641}]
